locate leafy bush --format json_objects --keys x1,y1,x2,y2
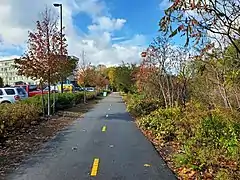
[
  {"x1": 138, "y1": 107, "x2": 181, "y2": 141},
  {"x1": 56, "y1": 93, "x2": 76, "y2": 109},
  {"x1": 21, "y1": 92, "x2": 97, "y2": 112},
  {"x1": 0, "y1": 91, "x2": 98, "y2": 140},
  {"x1": 86, "y1": 92, "x2": 97, "y2": 100},
  {"x1": 0, "y1": 103, "x2": 40, "y2": 139},
  {"x1": 126, "y1": 93, "x2": 161, "y2": 117},
  {"x1": 22, "y1": 94, "x2": 44, "y2": 109},
  {"x1": 174, "y1": 111, "x2": 240, "y2": 170}
]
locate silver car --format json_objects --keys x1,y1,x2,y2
[{"x1": 0, "y1": 87, "x2": 28, "y2": 104}]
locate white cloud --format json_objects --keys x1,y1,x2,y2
[
  {"x1": 73, "y1": 0, "x2": 107, "y2": 18},
  {"x1": 159, "y1": 0, "x2": 173, "y2": 10},
  {"x1": 119, "y1": 34, "x2": 147, "y2": 46},
  {"x1": 88, "y1": 16, "x2": 126, "y2": 32},
  {"x1": 0, "y1": 55, "x2": 21, "y2": 61},
  {"x1": 0, "y1": 0, "x2": 146, "y2": 66}
]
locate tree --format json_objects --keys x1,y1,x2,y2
[
  {"x1": 63, "y1": 56, "x2": 78, "y2": 81},
  {"x1": 136, "y1": 36, "x2": 178, "y2": 108},
  {"x1": 112, "y1": 63, "x2": 136, "y2": 93},
  {"x1": 77, "y1": 50, "x2": 90, "y2": 103},
  {"x1": 107, "y1": 67, "x2": 117, "y2": 91},
  {"x1": 224, "y1": 39, "x2": 240, "y2": 69},
  {"x1": 135, "y1": 35, "x2": 194, "y2": 108},
  {"x1": 0, "y1": 77, "x2": 3, "y2": 88},
  {"x1": 160, "y1": 0, "x2": 240, "y2": 54},
  {"x1": 78, "y1": 64, "x2": 109, "y2": 92},
  {"x1": 14, "y1": 7, "x2": 68, "y2": 115}
]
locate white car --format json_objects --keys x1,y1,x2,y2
[
  {"x1": 43, "y1": 85, "x2": 59, "y2": 93},
  {"x1": 85, "y1": 87, "x2": 95, "y2": 92},
  {"x1": 0, "y1": 87, "x2": 28, "y2": 104}
]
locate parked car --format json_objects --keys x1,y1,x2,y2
[
  {"x1": 14, "y1": 84, "x2": 47, "y2": 97},
  {"x1": 43, "y1": 85, "x2": 59, "y2": 93},
  {"x1": 74, "y1": 86, "x2": 84, "y2": 92},
  {"x1": 85, "y1": 87, "x2": 95, "y2": 92},
  {"x1": 0, "y1": 87, "x2": 28, "y2": 104}
]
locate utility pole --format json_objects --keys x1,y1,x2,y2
[
  {"x1": 60, "y1": 4, "x2": 63, "y2": 93},
  {"x1": 53, "y1": 3, "x2": 64, "y2": 93},
  {"x1": 81, "y1": 50, "x2": 87, "y2": 104}
]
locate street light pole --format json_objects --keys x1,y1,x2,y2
[{"x1": 53, "y1": 3, "x2": 64, "y2": 93}]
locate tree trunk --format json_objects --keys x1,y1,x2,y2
[
  {"x1": 47, "y1": 71, "x2": 51, "y2": 116},
  {"x1": 83, "y1": 84, "x2": 87, "y2": 104},
  {"x1": 40, "y1": 81, "x2": 45, "y2": 116},
  {"x1": 222, "y1": 85, "x2": 232, "y2": 110},
  {"x1": 53, "y1": 86, "x2": 56, "y2": 114},
  {"x1": 60, "y1": 76, "x2": 64, "y2": 93},
  {"x1": 165, "y1": 74, "x2": 171, "y2": 107},
  {"x1": 233, "y1": 88, "x2": 240, "y2": 108},
  {"x1": 182, "y1": 78, "x2": 188, "y2": 108},
  {"x1": 158, "y1": 74, "x2": 168, "y2": 108}
]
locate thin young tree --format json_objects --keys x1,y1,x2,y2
[
  {"x1": 15, "y1": 7, "x2": 68, "y2": 116},
  {"x1": 77, "y1": 50, "x2": 90, "y2": 104}
]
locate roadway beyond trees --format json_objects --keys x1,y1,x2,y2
[{"x1": 7, "y1": 93, "x2": 176, "y2": 180}]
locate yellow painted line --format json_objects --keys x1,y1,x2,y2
[
  {"x1": 102, "y1": 126, "x2": 107, "y2": 132},
  {"x1": 90, "y1": 158, "x2": 100, "y2": 176},
  {"x1": 144, "y1": 163, "x2": 151, "y2": 167}
]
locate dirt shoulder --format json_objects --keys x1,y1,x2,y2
[{"x1": 0, "y1": 97, "x2": 102, "y2": 179}]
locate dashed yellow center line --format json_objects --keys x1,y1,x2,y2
[
  {"x1": 102, "y1": 125, "x2": 107, "y2": 132},
  {"x1": 90, "y1": 158, "x2": 100, "y2": 176}
]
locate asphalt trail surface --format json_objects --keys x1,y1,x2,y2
[{"x1": 7, "y1": 92, "x2": 177, "y2": 180}]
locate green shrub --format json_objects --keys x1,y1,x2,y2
[
  {"x1": 0, "y1": 103, "x2": 40, "y2": 138},
  {"x1": 86, "y1": 92, "x2": 97, "y2": 100},
  {"x1": 74, "y1": 92, "x2": 84, "y2": 104},
  {"x1": 138, "y1": 107, "x2": 181, "y2": 141},
  {"x1": 126, "y1": 93, "x2": 161, "y2": 117},
  {"x1": 22, "y1": 95, "x2": 44, "y2": 109},
  {"x1": 215, "y1": 169, "x2": 233, "y2": 180},
  {"x1": 21, "y1": 92, "x2": 96, "y2": 112},
  {"x1": 0, "y1": 91, "x2": 98, "y2": 139},
  {"x1": 173, "y1": 109, "x2": 240, "y2": 173},
  {"x1": 56, "y1": 93, "x2": 76, "y2": 109},
  {"x1": 197, "y1": 114, "x2": 239, "y2": 155}
]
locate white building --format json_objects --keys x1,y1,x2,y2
[
  {"x1": 0, "y1": 56, "x2": 79, "y2": 86},
  {"x1": 0, "y1": 59, "x2": 38, "y2": 85}
]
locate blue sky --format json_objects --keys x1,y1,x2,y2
[
  {"x1": 106, "y1": 0, "x2": 162, "y2": 39},
  {"x1": 73, "y1": 0, "x2": 165, "y2": 45},
  {"x1": 0, "y1": 0, "x2": 182, "y2": 65}
]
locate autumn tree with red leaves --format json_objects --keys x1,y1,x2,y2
[
  {"x1": 160, "y1": 0, "x2": 240, "y2": 54},
  {"x1": 15, "y1": 7, "x2": 68, "y2": 115},
  {"x1": 77, "y1": 50, "x2": 91, "y2": 103},
  {"x1": 78, "y1": 67, "x2": 108, "y2": 88},
  {"x1": 77, "y1": 54, "x2": 109, "y2": 102},
  {"x1": 135, "y1": 35, "x2": 193, "y2": 108}
]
